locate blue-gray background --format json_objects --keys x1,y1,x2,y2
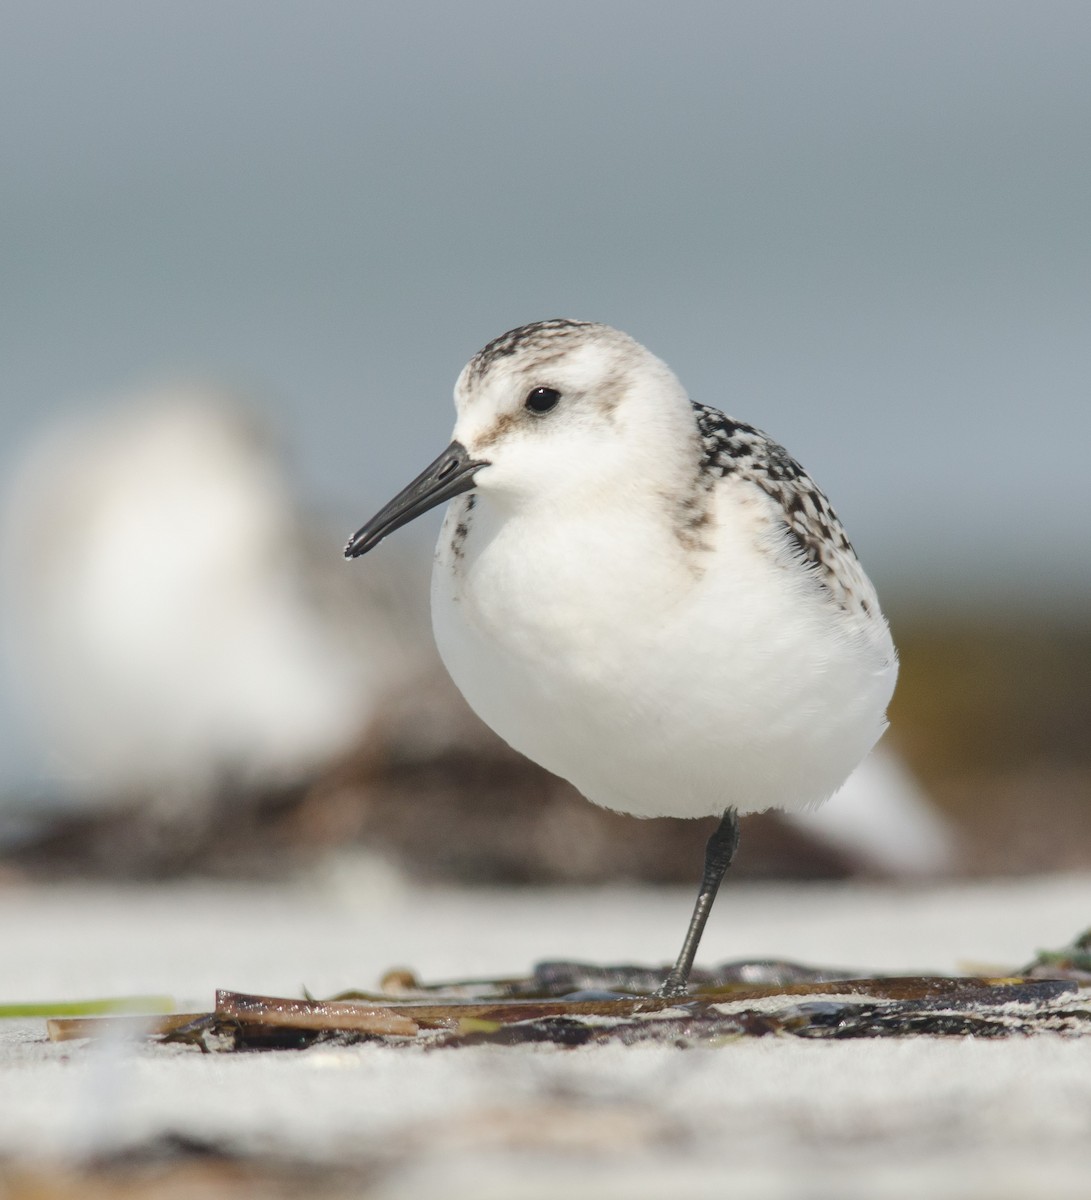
[{"x1": 2, "y1": 1, "x2": 1089, "y2": 785}]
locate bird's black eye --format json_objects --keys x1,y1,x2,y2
[{"x1": 524, "y1": 386, "x2": 561, "y2": 415}]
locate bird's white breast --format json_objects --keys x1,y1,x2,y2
[{"x1": 431, "y1": 486, "x2": 897, "y2": 820}]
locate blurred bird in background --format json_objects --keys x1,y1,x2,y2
[{"x1": 0, "y1": 392, "x2": 425, "y2": 869}]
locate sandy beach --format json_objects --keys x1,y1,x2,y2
[{"x1": 2, "y1": 869, "x2": 1089, "y2": 1198}]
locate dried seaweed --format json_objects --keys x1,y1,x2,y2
[{"x1": 44, "y1": 959, "x2": 1087, "y2": 1052}]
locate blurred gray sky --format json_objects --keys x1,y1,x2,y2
[{"x1": 1, "y1": 1, "x2": 1090, "y2": 783}]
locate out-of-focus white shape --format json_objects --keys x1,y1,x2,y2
[
  {"x1": 0, "y1": 389, "x2": 419, "y2": 813},
  {"x1": 786, "y1": 745, "x2": 956, "y2": 877}
]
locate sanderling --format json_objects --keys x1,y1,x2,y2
[{"x1": 346, "y1": 320, "x2": 898, "y2": 996}]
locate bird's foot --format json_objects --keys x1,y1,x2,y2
[{"x1": 655, "y1": 972, "x2": 691, "y2": 1000}]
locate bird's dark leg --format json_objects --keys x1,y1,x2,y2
[{"x1": 657, "y1": 807, "x2": 740, "y2": 998}]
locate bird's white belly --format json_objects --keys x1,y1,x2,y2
[{"x1": 431, "y1": 500, "x2": 896, "y2": 820}]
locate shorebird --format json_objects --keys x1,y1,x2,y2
[{"x1": 347, "y1": 320, "x2": 897, "y2": 996}]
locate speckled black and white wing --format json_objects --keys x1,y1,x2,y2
[{"x1": 692, "y1": 401, "x2": 880, "y2": 620}]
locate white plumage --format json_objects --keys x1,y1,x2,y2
[{"x1": 430, "y1": 322, "x2": 897, "y2": 820}]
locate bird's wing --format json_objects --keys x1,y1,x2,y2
[{"x1": 691, "y1": 401, "x2": 879, "y2": 619}]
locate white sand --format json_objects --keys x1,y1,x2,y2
[{"x1": 1, "y1": 869, "x2": 1090, "y2": 1198}]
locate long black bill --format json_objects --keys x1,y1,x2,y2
[{"x1": 344, "y1": 441, "x2": 488, "y2": 559}]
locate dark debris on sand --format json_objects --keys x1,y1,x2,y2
[{"x1": 46, "y1": 957, "x2": 1091, "y2": 1053}]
